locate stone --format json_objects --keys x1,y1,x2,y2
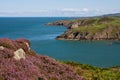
[
  {"x1": 13, "y1": 48, "x2": 26, "y2": 60},
  {"x1": 25, "y1": 42, "x2": 30, "y2": 50},
  {"x1": 0, "y1": 46, "x2": 4, "y2": 50}
]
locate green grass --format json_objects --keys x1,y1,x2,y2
[
  {"x1": 61, "y1": 61, "x2": 120, "y2": 80},
  {"x1": 72, "y1": 17, "x2": 120, "y2": 35}
]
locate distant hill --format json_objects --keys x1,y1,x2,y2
[{"x1": 103, "y1": 13, "x2": 120, "y2": 17}]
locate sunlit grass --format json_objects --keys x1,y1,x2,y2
[
  {"x1": 61, "y1": 61, "x2": 120, "y2": 80},
  {"x1": 72, "y1": 17, "x2": 120, "y2": 36}
]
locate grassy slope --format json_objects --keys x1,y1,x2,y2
[
  {"x1": 72, "y1": 17, "x2": 120, "y2": 35},
  {"x1": 61, "y1": 61, "x2": 120, "y2": 80}
]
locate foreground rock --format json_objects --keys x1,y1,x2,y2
[
  {"x1": 0, "y1": 38, "x2": 81, "y2": 80},
  {"x1": 48, "y1": 17, "x2": 120, "y2": 40}
]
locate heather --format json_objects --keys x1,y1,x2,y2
[
  {"x1": 0, "y1": 38, "x2": 81, "y2": 80},
  {"x1": 0, "y1": 38, "x2": 120, "y2": 80}
]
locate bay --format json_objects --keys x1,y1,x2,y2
[{"x1": 0, "y1": 17, "x2": 120, "y2": 68}]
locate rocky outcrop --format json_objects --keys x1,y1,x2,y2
[
  {"x1": 46, "y1": 18, "x2": 98, "y2": 29},
  {"x1": 0, "y1": 38, "x2": 81, "y2": 80},
  {"x1": 46, "y1": 20, "x2": 75, "y2": 29},
  {"x1": 56, "y1": 26, "x2": 120, "y2": 40},
  {"x1": 48, "y1": 17, "x2": 120, "y2": 41}
]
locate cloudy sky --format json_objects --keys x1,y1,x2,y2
[{"x1": 0, "y1": 0, "x2": 120, "y2": 17}]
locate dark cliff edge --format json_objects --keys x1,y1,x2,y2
[
  {"x1": 47, "y1": 17, "x2": 120, "y2": 41},
  {"x1": 0, "y1": 38, "x2": 81, "y2": 80}
]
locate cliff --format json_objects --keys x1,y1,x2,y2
[
  {"x1": 0, "y1": 38, "x2": 81, "y2": 80},
  {"x1": 47, "y1": 17, "x2": 120, "y2": 40}
]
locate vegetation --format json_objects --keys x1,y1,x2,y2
[
  {"x1": 72, "y1": 17, "x2": 120, "y2": 35},
  {"x1": 61, "y1": 61, "x2": 120, "y2": 80},
  {"x1": 0, "y1": 38, "x2": 81, "y2": 80}
]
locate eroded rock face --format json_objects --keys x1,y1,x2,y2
[
  {"x1": 0, "y1": 38, "x2": 81, "y2": 80},
  {"x1": 56, "y1": 26, "x2": 120, "y2": 41},
  {"x1": 47, "y1": 17, "x2": 120, "y2": 41},
  {"x1": 53, "y1": 17, "x2": 120, "y2": 41}
]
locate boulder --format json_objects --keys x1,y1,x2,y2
[{"x1": 13, "y1": 48, "x2": 26, "y2": 60}]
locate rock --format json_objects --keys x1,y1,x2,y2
[
  {"x1": 13, "y1": 48, "x2": 26, "y2": 60},
  {"x1": 0, "y1": 46, "x2": 4, "y2": 50},
  {"x1": 25, "y1": 42, "x2": 30, "y2": 50},
  {"x1": 46, "y1": 20, "x2": 74, "y2": 29},
  {"x1": 71, "y1": 23, "x2": 79, "y2": 29}
]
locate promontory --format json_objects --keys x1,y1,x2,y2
[{"x1": 47, "y1": 17, "x2": 120, "y2": 40}]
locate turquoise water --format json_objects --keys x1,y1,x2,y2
[{"x1": 0, "y1": 17, "x2": 120, "y2": 68}]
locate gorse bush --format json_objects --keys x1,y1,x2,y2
[{"x1": 62, "y1": 61, "x2": 120, "y2": 80}]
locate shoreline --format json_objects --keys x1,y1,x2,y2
[
  {"x1": 61, "y1": 60, "x2": 120, "y2": 69},
  {"x1": 47, "y1": 17, "x2": 120, "y2": 41}
]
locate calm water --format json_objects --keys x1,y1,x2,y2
[{"x1": 0, "y1": 17, "x2": 120, "y2": 68}]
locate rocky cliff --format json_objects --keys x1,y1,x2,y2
[
  {"x1": 0, "y1": 38, "x2": 81, "y2": 80},
  {"x1": 47, "y1": 17, "x2": 120, "y2": 40}
]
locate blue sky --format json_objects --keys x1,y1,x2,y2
[{"x1": 0, "y1": 0, "x2": 120, "y2": 17}]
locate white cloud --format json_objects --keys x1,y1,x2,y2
[
  {"x1": 0, "y1": 8, "x2": 120, "y2": 17},
  {"x1": 61, "y1": 8, "x2": 81, "y2": 12},
  {"x1": 61, "y1": 8, "x2": 89, "y2": 13},
  {"x1": 0, "y1": 10, "x2": 50, "y2": 16},
  {"x1": 82, "y1": 8, "x2": 89, "y2": 12}
]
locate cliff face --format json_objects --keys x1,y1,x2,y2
[
  {"x1": 0, "y1": 38, "x2": 81, "y2": 80},
  {"x1": 56, "y1": 26, "x2": 120, "y2": 40},
  {"x1": 48, "y1": 17, "x2": 120, "y2": 40}
]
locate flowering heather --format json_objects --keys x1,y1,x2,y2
[{"x1": 0, "y1": 38, "x2": 82, "y2": 80}]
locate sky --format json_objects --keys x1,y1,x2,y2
[{"x1": 0, "y1": 0, "x2": 120, "y2": 17}]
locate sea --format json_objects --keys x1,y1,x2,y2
[{"x1": 0, "y1": 17, "x2": 120, "y2": 68}]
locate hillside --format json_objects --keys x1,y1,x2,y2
[
  {"x1": 0, "y1": 38, "x2": 81, "y2": 80},
  {"x1": 62, "y1": 61, "x2": 120, "y2": 80},
  {"x1": 0, "y1": 38, "x2": 120, "y2": 80},
  {"x1": 47, "y1": 17, "x2": 120, "y2": 40}
]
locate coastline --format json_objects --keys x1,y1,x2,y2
[
  {"x1": 0, "y1": 16, "x2": 120, "y2": 79},
  {"x1": 47, "y1": 17, "x2": 120, "y2": 41}
]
